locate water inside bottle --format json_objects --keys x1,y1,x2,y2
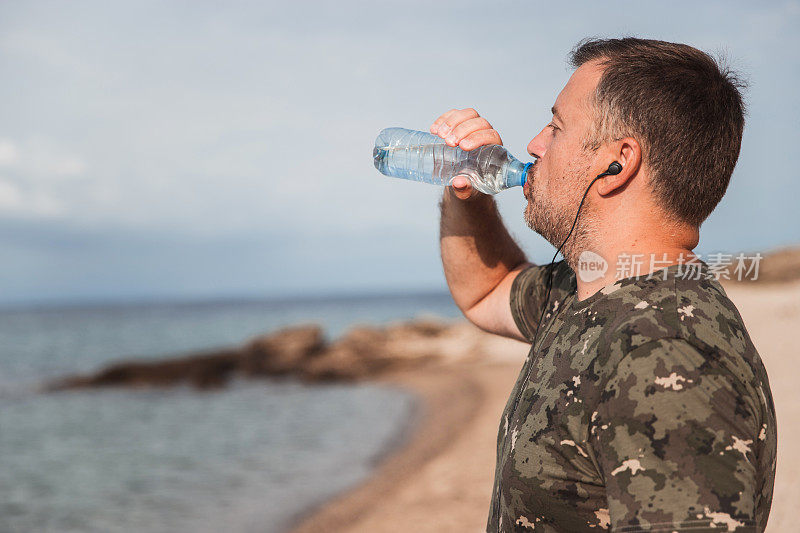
[{"x1": 373, "y1": 128, "x2": 527, "y2": 193}]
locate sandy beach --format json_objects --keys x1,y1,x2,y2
[{"x1": 291, "y1": 279, "x2": 800, "y2": 533}]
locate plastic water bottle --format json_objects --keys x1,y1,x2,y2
[{"x1": 373, "y1": 127, "x2": 533, "y2": 194}]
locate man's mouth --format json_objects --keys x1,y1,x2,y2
[{"x1": 523, "y1": 162, "x2": 537, "y2": 197}]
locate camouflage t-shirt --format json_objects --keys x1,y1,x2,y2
[{"x1": 487, "y1": 260, "x2": 777, "y2": 532}]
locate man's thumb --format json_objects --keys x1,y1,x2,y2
[{"x1": 451, "y1": 176, "x2": 470, "y2": 190}]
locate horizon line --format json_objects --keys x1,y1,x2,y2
[{"x1": 0, "y1": 286, "x2": 456, "y2": 313}]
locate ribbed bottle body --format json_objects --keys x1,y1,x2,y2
[{"x1": 373, "y1": 127, "x2": 528, "y2": 194}]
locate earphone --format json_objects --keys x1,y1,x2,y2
[
  {"x1": 505, "y1": 161, "x2": 623, "y2": 418},
  {"x1": 603, "y1": 162, "x2": 622, "y2": 176}
]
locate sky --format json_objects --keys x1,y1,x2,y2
[{"x1": 0, "y1": 0, "x2": 798, "y2": 305}]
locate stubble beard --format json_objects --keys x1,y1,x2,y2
[{"x1": 524, "y1": 158, "x2": 597, "y2": 268}]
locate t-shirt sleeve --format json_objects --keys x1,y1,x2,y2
[
  {"x1": 591, "y1": 338, "x2": 763, "y2": 532},
  {"x1": 509, "y1": 260, "x2": 576, "y2": 343}
]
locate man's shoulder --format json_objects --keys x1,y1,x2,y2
[
  {"x1": 610, "y1": 267, "x2": 735, "y2": 339},
  {"x1": 590, "y1": 267, "x2": 762, "y2": 385},
  {"x1": 513, "y1": 260, "x2": 576, "y2": 298}
]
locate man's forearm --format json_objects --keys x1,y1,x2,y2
[{"x1": 439, "y1": 188, "x2": 528, "y2": 313}]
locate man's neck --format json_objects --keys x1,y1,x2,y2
[{"x1": 560, "y1": 193, "x2": 700, "y2": 301}]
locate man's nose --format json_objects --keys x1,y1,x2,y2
[{"x1": 527, "y1": 127, "x2": 549, "y2": 158}]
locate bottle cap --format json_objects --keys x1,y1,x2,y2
[{"x1": 521, "y1": 162, "x2": 534, "y2": 187}]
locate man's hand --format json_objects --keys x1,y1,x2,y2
[{"x1": 430, "y1": 108, "x2": 503, "y2": 200}]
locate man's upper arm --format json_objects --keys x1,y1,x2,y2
[{"x1": 592, "y1": 337, "x2": 764, "y2": 532}]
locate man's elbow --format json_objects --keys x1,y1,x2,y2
[{"x1": 461, "y1": 297, "x2": 527, "y2": 343}]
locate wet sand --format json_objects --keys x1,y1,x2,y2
[{"x1": 291, "y1": 280, "x2": 800, "y2": 532}]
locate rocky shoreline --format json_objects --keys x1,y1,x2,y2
[{"x1": 45, "y1": 318, "x2": 528, "y2": 391}]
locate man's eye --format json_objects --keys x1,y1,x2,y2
[{"x1": 548, "y1": 122, "x2": 559, "y2": 132}]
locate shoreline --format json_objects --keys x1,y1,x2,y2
[{"x1": 289, "y1": 359, "x2": 522, "y2": 532}]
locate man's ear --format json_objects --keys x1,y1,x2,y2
[{"x1": 596, "y1": 137, "x2": 641, "y2": 196}]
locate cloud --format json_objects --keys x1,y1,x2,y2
[
  {"x1": 0, "y1": 138, "x2": 88, "y2": 218},
  {"x1": 0, "y1": 140, "x2": 18, "y2": 166},
  {"x1": 51, "y1": 155, "x2": 86, "y2": 177},
  {"x1": 0, "y1": 179, "x2": 22, "y2": 208},
  {"x1": 0, "y1": 177, "x2": 64, "y2": 217},
  {"x1": 0, "y1": 137, "x2": 87, "y2": 179}
]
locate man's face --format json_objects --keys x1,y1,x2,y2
[{"x1": 523, "y1": 61, "x2": 605, "y2": 251}]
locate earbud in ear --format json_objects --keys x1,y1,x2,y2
[{"x1": 593, "y1": 161, "x2": 623, "y2": 180}]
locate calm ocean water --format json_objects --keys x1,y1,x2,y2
[{"x1": 0, "y1": 292, "x2": 461, "y2": 533}]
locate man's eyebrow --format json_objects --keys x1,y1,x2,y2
[{"x1": 551, "y1": 105, "x2": 565, "y2": 125}]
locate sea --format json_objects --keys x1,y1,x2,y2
[{"x1": 0, "y1": 292, "x2": 461, "y2": 533}]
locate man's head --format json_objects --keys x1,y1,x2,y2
[{"x1": 523, "y1": 37, "x2": 746, "y2": 262}]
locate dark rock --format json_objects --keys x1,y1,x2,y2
[
  {"x1": 241, "y1": 324, "x2": 324, "y2": 376},
  {"x1": 43, "y1": 319, "x2": 462, "y2": 391},
  {"x1": 46, "y1": 350, "x2": 241, "y2": 391},
  {"x1": 45, "y1": 325, "x2": 324, "y2": 391},
  {"x1": 301, "y1": 326, "x2": 393, "y2": 381}
]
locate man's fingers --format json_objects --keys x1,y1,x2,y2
[
  {"x1": 430, "y1": 109, "x2": 459, "y2": 135},
  {"x1": 430, "y1": 108, "x2": 500, "y2": 148},
  {"x1": 446, "y1": 117, "x2": 497, "y2": 148},
  {"x1": 450, "y1": 116, "x2": 491, "y2": 139},
  {"x1": 432, "y1": 108, "x2": 480, "y2": 138},
  {"x1": 458, "y1": 129, "x2": 503, "y2": 151}
]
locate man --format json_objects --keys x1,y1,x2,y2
[{"x1": 433, "y1": 38, "x2": 776, "y2": 532}]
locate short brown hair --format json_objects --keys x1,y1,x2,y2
[{"x1": 570, "y1": 37, "x2": 746, "y2": 226}]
